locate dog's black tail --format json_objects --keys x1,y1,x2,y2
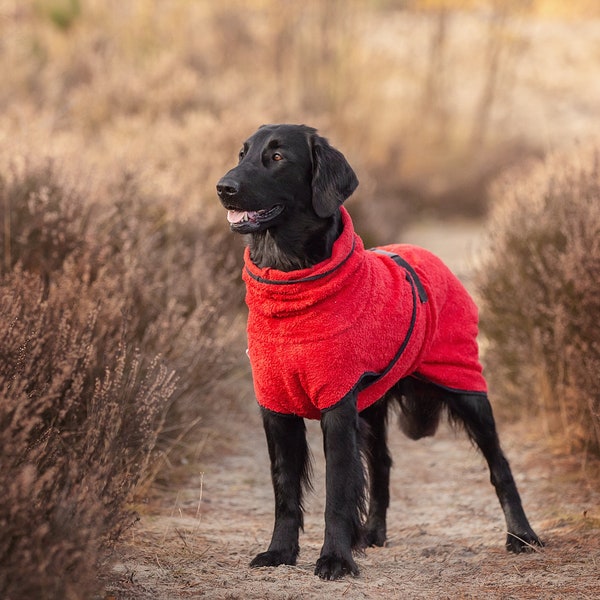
[{"x1": 386, "y1": 377, "x2": 445, "y2": 440}]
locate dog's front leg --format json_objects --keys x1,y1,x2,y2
[
  {"x1": 250, "y1": 408, "x2": 310, "y2": 568},
  {"x1": 315, "y1": 393, "x2": 365, "y2": 580}
]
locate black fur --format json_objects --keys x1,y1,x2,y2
[
  {"x1": 249, "y1": 411, "x2": 311, "y2": 568},
  {"x1": 217, "y1": 124, "x2": 355, "y2": 271},
  {"x1": 217, "y1": 124, "x2": 542, "y2": 580}
]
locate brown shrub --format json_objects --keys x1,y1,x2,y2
[
  {"x1": 0, "y1": 155, "x2": 240, "y2": 412},
  {"x1": 476, "y1": 146, "x2": 600, "y2": 454},
  {"x1": 0, "y1": 156, "x2": 239, "y2": 598},
  {"x1": 0, "y1": 269, "x2": 176, "y2": 599}
]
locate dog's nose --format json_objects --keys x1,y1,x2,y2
[{"x1": 216, "y1": 178, "x2": 240, "y2": 200}]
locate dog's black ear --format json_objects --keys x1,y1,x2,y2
[{"x1": 310, "y1": 134, "x2": 358, "y2": 218}]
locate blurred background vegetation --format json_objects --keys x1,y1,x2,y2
[{"x1": 1, "y1": 0, "x2": 599, "y2": 597}]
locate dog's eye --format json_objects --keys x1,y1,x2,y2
[
  {"x1": 238, "y1": 148, "x2": 245, "y2": 161},
  {"x1": 272, "y1": 153, "x2": 283, "y2": 161}
]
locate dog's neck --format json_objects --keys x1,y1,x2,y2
[{"x1": 246, "y1": 212, "x2": 343, "y2": 272}]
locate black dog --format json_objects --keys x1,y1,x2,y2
[{"x1": 216, "y1": 124, "x2": 542, "y2": 580}]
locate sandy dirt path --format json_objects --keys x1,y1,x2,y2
[
  {"x1": 107, "y1": 396, "x2": 599, "y2": 600},
  {"x1": 106, "y1": 222, "x2": 600, "y2": 599}
]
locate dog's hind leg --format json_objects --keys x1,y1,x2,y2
[
  {"x1": 250, "y1": 408, "x2": 311, "y2": 568},
  {"x1": 447, "y1": 393, "x2": 543, "y2": 552},
  {"x1": 315, "y1": 392, "x2": 366, "y2": 580},
  {"x1": 360, "y1": 397, "x2": 392, "y2": 547}
]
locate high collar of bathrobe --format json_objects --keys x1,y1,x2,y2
[{"x1": 243, "y1": 206, "x2": 365, "y2": 321}]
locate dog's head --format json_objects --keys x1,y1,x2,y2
[{"x1": 216, "y1": 124, "x2": 358, "y2": 234}]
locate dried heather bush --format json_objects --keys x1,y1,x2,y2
[
  {"x1": 0, "y1": 156, "x2": 239, "y2": 598},
  {"x1": 0, "y1": 158, "x2": 89, "y2": 277},
  {"x1": 0, "y1": 271, "x2": 176, "y2": 599},
  {"x1": 476, "y1": 146, "x2": 600, "y2": 454},
  {"x1": 0, "y1": 155, "x2": 240, "y2": 425}
]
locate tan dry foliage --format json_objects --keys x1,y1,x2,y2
[
  {"x1": 476, "y1": 144, "x2": 600, "y2": 455},
  {"x1": 0, "y1": 153, "x2": 238, "y2": 598}
]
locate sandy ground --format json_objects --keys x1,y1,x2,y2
[
  {"x1": 105, "y1": 224, "x2": 600, "y2": 600},
  {"x1": 106, "y1": 400, "x2": 600, "y2": 600}
]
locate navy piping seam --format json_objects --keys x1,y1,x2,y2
[
  {"x1": 409, "y1": 374, "x2": 488, "y2": 397},
  {"x1": 259, "y1": 406, "x2": 306, "y2": 419},
  {"x1": 356, "y1": 269, "x2": 418, "y2": 391},
  {"x1": 245, "y1": 237, "x2": 356, "y2": 285},
  {"x1": 369, "y1": 248, "x2": 428, "y2": 303},
  {"x1": 322, "y1": 268, "x2": 420, "y2": 416}
]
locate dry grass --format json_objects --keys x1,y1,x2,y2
[
  {"x1": 3, "y1": 0, "x2": 599, "y2": 238},
  {"x1": 476, "y1": 145, "x2": 600, "y2": 455}
]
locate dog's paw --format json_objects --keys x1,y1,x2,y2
[
  {"x1": 314, "y1": 554, "x2": 359, "y2": 580},
  {"x1": 250, "y1": 549, "x2": 297, "y2": 568},
  {"x1": 506, "y1": 530, "x2": 544, "y2": 553},
  {"x1": 364, "y1": 518, "x2": 386, "y2": 547}
]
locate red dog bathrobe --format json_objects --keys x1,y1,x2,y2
[{"x1": 243, "y1": 207, "x2": 487, "y2": 420}]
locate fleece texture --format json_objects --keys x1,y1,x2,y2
[{"x1": 243, "y1": 207, "x2": 487, "y2": 420}]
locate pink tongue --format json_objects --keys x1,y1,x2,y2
[
  {"x1": 227, "y1": 209, "x2": 260, "y2": 224},
  {"x1": 227, "y1": 210, "x2": 247, "y2": 224}
]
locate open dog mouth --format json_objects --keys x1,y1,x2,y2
[{"x1": 226, "y1": 205, "x2": 284, "y2": 231}]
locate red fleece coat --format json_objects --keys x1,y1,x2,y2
[{"x1": 243, "y1": 207, "x2": 487, "y2": 420}]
